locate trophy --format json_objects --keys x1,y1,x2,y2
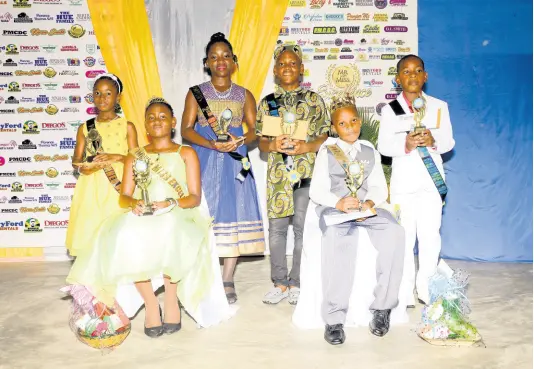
[
  {"x1": 345, "y1": 161, "x2": 365, "y2": 210},
  {"x1": 216, "y1": 109, "x2": 233, "y2": 142},
  {"x1": 412, "y1": 95, "x2": 427, "y2": 134},
  {"x1": 84, "y1": 128, "x2": 102, "y2": 162},
  {"x1": 133, "y1": 159, "x2": 153, "y2": 216},
  {"x1": 281, "y1": 111, "x2": 298, "y2": 150}
]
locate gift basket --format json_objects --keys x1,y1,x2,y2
[
  {"x1": 417, "y1": 269, "x2": 485, "y2": 347},
  {"x1": 61, "y1": 285, "x2": 131, "y2": 352}
]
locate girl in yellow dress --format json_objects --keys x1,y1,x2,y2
[
  {"x1": 66, "y1": 74, "x2": 138, "y2": 256},
  {"x1": 67, "y1": 98, "x2": 235, "y2": 337}
]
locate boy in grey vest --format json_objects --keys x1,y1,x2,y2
[{"x1": 309, "y1": 95, "x2": 405, "y2": 345}]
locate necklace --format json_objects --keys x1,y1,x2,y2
[
  {"x1": 210, "y1": 81, "x2": 233, "y2": 99},
  {"x1": 96, "y1": 115, "x2": 120, "y2": 124}
]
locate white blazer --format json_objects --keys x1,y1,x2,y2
[{"x1": 377, "y1": 92, "x2": 455, "y2": 195}]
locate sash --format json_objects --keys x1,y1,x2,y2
[
  {"x1": 326, "y1": 144, "x2": 360, "y2": 180},
  {"x1": 86, "y1": 118, "x2": 121, "y2": 193},
  {"x1": 264, "y1": 93, "x2": 309, "y2": 188},
  {"x1": 131, "y1": 148, "x2": 185, "y2": 198},
  {"x1": 190, "y1": 85, "x2": 252, "y2": 183},
  {"x1": 388, "y1": 100, "x2": 448, "y2": 199}
]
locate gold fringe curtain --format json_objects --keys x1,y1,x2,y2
[
  {"x1": 88, "y1": 0, "x2": 163, "y2": 146},
  {"x1": 228, "y1": 0, "x2": 289, "y2": 101}
]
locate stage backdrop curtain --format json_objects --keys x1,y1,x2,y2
[
  {"x1": 88, "y1": 0, "x2": 163, "y2": 146},
  {"x1": 420, "y1": 0, "x2": 533, "y2": 262},
  {"x1": 144, "y1": 0, "x2": 235, "y2": 142},
  {"x1": 228, "y1": 0, "x2": 289, "y2": 102}
]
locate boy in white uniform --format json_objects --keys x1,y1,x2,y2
[{"x1": 378, "y1": 54, "x2": 455, "y2": 305}]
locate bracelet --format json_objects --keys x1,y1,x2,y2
[{"x1": 165, "y1": 198, "x2": 177, "y2": 207}]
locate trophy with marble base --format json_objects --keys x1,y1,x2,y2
[{"x1": 133, "y1": 159, "x2": 153, "y2": 216}]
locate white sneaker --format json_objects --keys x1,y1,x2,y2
[
  {"x1": 262, "y1": 286, "x2": 289, "y2": 304},
  {"x1": 288, "y1": 287, "x2": 300, "y2": 305}
]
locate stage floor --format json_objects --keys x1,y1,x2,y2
[{"x1": 0, "y1": 258, "x2": 531, "y2": 369}]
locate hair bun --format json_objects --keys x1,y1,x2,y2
[{"x1": 210, "y1": 32, "x2": 226, "y2": 42}]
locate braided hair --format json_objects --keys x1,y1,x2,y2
[{"x1": 203, "y1": 32, "x2": 238, "y2": 75}]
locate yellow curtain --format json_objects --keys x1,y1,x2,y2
[
  {"x1": 228, "y1": 0, "x2": 289, "y2": 102},
  {"x1": 88, "y1": 0, "x2": 163, "y2": 146}
]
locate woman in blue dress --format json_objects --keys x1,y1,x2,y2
[{"x1": 181, "y1": 32, "x2": 265, "y2": 304}]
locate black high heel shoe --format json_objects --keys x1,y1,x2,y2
[
  {"x1": 144, "y1": 306, "x2": 163, "y2": 338},
  {"x1": 163, "y1": 300, "x2": 182, "y2": 334}
]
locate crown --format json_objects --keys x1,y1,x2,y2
[
  {"x1": 330, "y1": 93, "x2": 356, "y2": 114},
  {"x1": 273, "y1": 43, "x2": 303, "y2": 61},
  {"x1": 145, "y1": 96, "x2": 169, "y2": 109}
]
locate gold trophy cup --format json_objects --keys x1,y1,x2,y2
[
  {"x1": 84, "y1": 128, "x2": 102, "y2": 162},
  {"x1": 133, "y1": 159, "x2": 153, "y2": 216},
  {"x1": 412, "y1": 95, "x2": 427, "y2": 134},
  {"x1": 345, "y1": 161, "x2": 365, "y2": 211},
  {"x1": 281, "y1": 111, "x2": 298, "y2": 150},
  {"x1": 216, "y1": 109, "x2": 233, "y2": 142}
]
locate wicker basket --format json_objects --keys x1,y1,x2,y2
[{"x1": 76, "y1": 325, "x2": 131, "y2": 350}]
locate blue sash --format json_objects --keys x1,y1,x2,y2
[{"x1": 388, "y1": 100, "x2": 448, "y2": 199}]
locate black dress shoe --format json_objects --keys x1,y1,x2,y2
[
  {"x1": 369, "y1": 309, "x2": 391, "y2": 337},
  {"x1": 324, "y1": 324, "x2": 345, "y2": 345},
  {"x1": 144, "y1": 306, "x2": 163, "y2": 338},
  {"x1": 223, "y1": 281, "x2": 237, "y2": 304},
  {"x1": 163, "y1": 322, "x2": 182, "y2": 335}
]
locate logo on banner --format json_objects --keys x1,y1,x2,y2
[
  {"x1": 15, "y1": 70, "x2": 41, "y2": 76},
  {"x1": 39, "y1": 194, "x2": 52, "y2": 203},
  {"x1": 347, "y1": 13, "x2": 370, "y2": 21},
  {"x1": 45, "y1": 167, "x2": 58, "y2": 177},
  {"x1": 83, "y1": 56, "x2": 96, "y2": 67},
  {"x1": 8, "y1": 82, "x2": 21, "y2": 92},
  {"x1": 30, "y1": 28, "x2": 66, "y2": 36},
  {"x1": 98, "y1": 58, "x2": 105, "y2": 66},
  {"x1": 0, "y1": 123, "x2": 22, "y2": 132},
  {"x1": 3, "y1": 30, "x2": 28, "y2": 36},
  {"x1": 59, "y1": 70, "x2": 79, "y2": 76},
  {"x1": 14, "y1": 12, "x2": 33, "y2": 22},
  {"x1": 374, "y1": 0, "x2": 387, "y2": 9},
  {"x1": 392, "y1": 12, "x2": 408, "y2": 20},
  {"x1": 384, "y1": 26, "x2": 408, "y2": 32},
  {"x1": 76, "y1": 13, "x2": 90, "y2": 22},
  {"x1": 9, "y1": 196, "x2": 22, "y2": 203},
  {"x1": 35, "y1": 14, "x2": 54, "y2": 21},
  {"x1": 24, "y1": 218, "x2": 43, "y2": 233},
  {"x1": 13, "y1": 0, "x2": 31, "y2": 8},
  {"x1": 0, "y1": 108, "x2": 16, "y2": 114},
  {"x1": 0, "y1": 140, "x2": 16, "y2": 150},
  {"x1": 45, "y1": 104, "x2": 58, "y2": 115},
  {"x1": 45, "y1": 219, "x2": 68, "y2": 228},
  {"x1": 60, "y1": 45, "x2": 78, "y2": 51},
  {"x1": 340, "y1": 26, "x2": 360, "y2": 34},
  {"x1": 68, "y1": 24, "x2": 85, "y2": 38},
  {"x1": 0, "y1": 220, "x2": 23, "y2": 231},
  {"x1": 67, "y1": 58, "x2": 80, "y2": 66},
  {"x1": 34, "y1": 154, "x2": 69, "y2": 162},
  {"x1": 381, "y1": 54, "x2": 396, "y2": 60},
  {"x1": 309, "y1": 0, "x2": 327, "y2": 8},
  {"x1": 5, "y1": 96, "x2": 19, "y2": 104},
  {"x1": 47, "y1": 203, "x2": 60, "y2": 214},
  {"x1": 43, "y1": 82, "x2": 58, "y2": 90},
  {"x1": 318, "y1": 64, "x2": 372, "y2": 101},
  {"x1": 84, "y1": 93, "x2": 93, "y2": 104},
  {"x1": 43, "y1": 67, "x2": 57, "y2": 78},
  {"x1": 45, "y1": 181, "x2": 60, "y2": 190},
  {"x1": 35, "y1": 57, "x2": 47, "y2": 66},
  {"x1": 69, "y1": 95, "x2": 81, "y2": 103},
  {"x1": 86, "y1": 107, "x2": 98, "y2": 115},
  {"x1": 56, "y1": 11, "x2": 73, "y2": 23},
  {"x1": 0, "y1": 13, "x2": 14, "y2": 22},
  {"x1": 42, "y1": 121, "x2": 66, "y2": 130},
  {"x1": 332, "y1": 0, "x2": 354, "y2": 7},
  {"x1": 68, "y1": 0, "x2": 83, "y2": 5},
  {"x1": 279, "y1": 27, "x2": 289, "y2": 36},
  {"x1": 67, "y1": 120, "x2": 82, "y2": 131},
  {"x1": 34, "y1": 0, "x2": 62, "y2": 4},
  {"x1": 355, "y1": 0, "x2": 373, "y2": 4},
  {"x1": 6, "y1": 44, "x2": 19, "y2": 55},
  {"x1": 313, "y1": 27, "x2": 336, "y2": 35},
  {"x1": 36, "y1": 95, "x2": 49, "y2": 104},
  {"x1": 3, "y1": 59, "x2": 18, "y2": 67},
  {"x1": 18, "y1": 139, "x2": 36, "y2": 149},
  {"x1": 303, "y1": 14, "x2": 323, "y2": 22},
  {"x1": 86, "y1": 44, "x2": 96, "y2": 54},
  {"x1": 19, "y1": 170, "x2": 44, "y2": 177},
  {"x1": 373, "y1": 13, "x2": 388, "y2": 21},
  {"x1": 39, "y1": 140, "x2": 58, "y2": 148},
  {"x1": 63, "y1": 82, "x2": 80, "y2": 89},
  {"x1": 0, "y1": 72, "x2": 13, "y2": 77},
  {"x1": 21, "y1": 206, "x2": 46, "y2": 213},
  {"x1": 289, "y1": 0, "x2": 306, "y2": 6},
  {"x1": 42, "y1": 44, "x2": 57, "y2": 53},
  {"x1": 11, "y1": 182, "x2": 23, "y2": 192},
  {"x1": 325, "y1": 14, "x2": 344, "y2": 21},
  {"x1": 1, "y1": 209, "x2": 18, "y2": 214},
  {"x1": 390, "y1": 0, "x2": 406, "y2": 5},
  {"x1": 23, "y1": 120, "x2": 39, "y2": 134}
]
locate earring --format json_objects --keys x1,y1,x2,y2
[
  {"x1": 171, "y1": 128, "x2": 176, "y2": 135},
  {"x1": 146, "y1": 132, "x2": 150, "y2": 136}
]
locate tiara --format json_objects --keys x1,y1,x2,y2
[
  {"x1": 330, "y1": 93, "x2": 356, "y2": 114},
  {"x1": 95, "y1": 73, "x2": 121, "y2": 93},
  {"x1": 145, "y1": 96, "x2": 170, "y2": 109},
  {"x1": 273, "y1": 43, "x2": 303, "y2": 61}
]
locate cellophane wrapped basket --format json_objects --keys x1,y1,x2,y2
[
  {"x1": 61, "y1": 285, "x2": 131, "y2": 353},
  {"x1": 416, "y1": 269, "x2": 485, "y2": 347}
]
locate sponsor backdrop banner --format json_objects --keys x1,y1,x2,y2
[
  {"x1": 253, "y1": 0, "x2": 417, "y2": 253},
  {"x1": 0, "y1": 0, "x2": 106, "y2": 259}
]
